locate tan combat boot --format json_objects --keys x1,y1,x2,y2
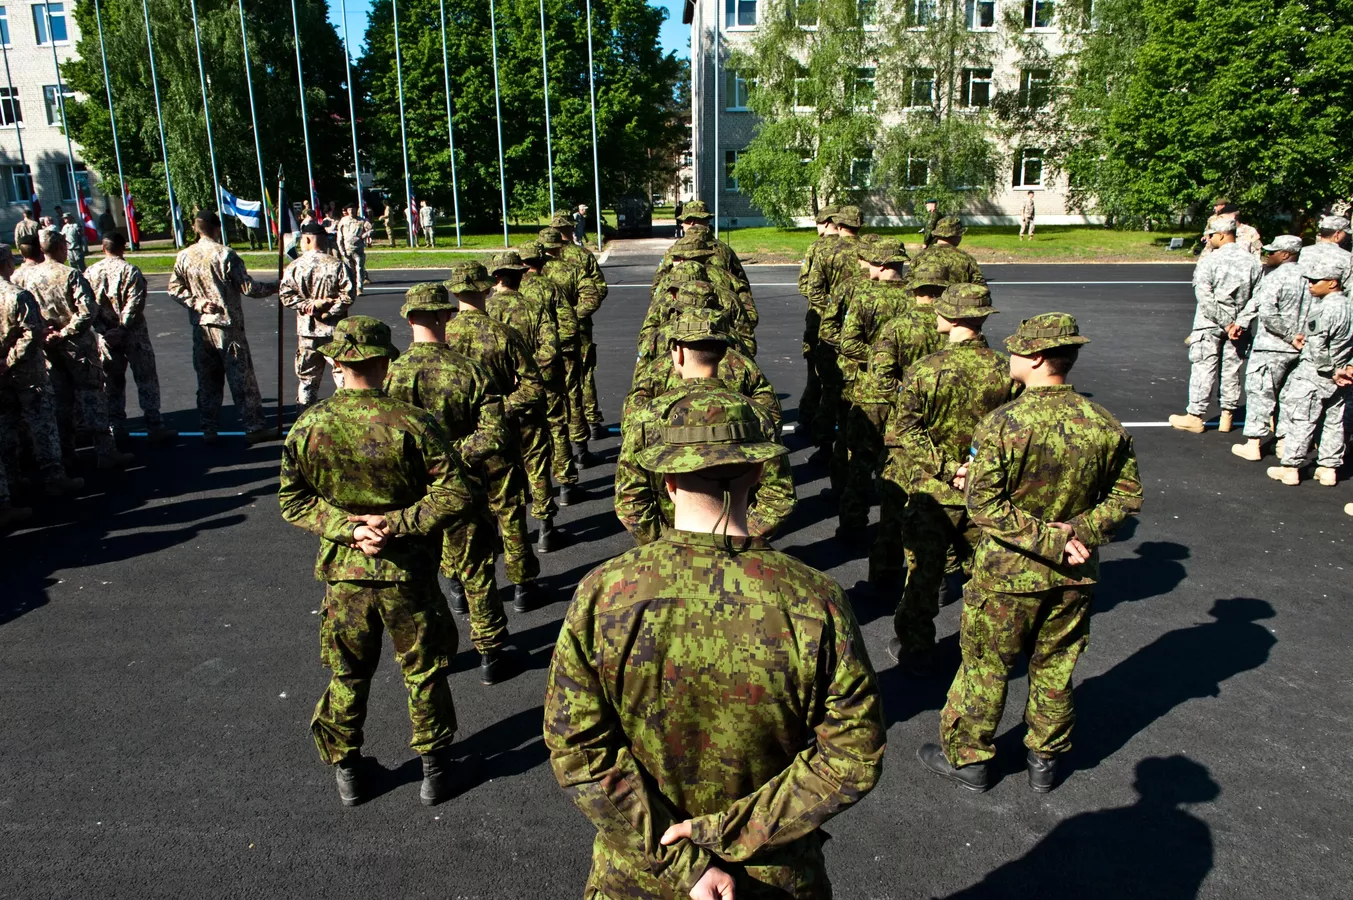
[
  {"x1": 1218, "y1": 410, "x2": 1235, "y2": 432},
  {"x1": 1314, "y1": 467, "x2": 1337, "y2": 486},
  {"x1": 1344, "y1": 503, "x2": 1352, "y2": 516},
  {"x1": 1266, "y1": 466, "x2": 1300, "y2": 486},
  {"x1": 1231, "y1": 439, "x2": 1263, "y2": 461},
  {"x1": 1169, "y1": 413, "x2": 1206, "y2": 433},
  {"x1": 1275, "y1": 438, "x2": 1285, "y2": 458}
]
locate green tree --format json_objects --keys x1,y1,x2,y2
[{"x1": 63, "y1": 0, "x2": 352, "y2": 236}]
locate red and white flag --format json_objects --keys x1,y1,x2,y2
[
  {"x1": 77, "y1": 191, "x2": 99, "y2": 243},
  {"x1": 123, "y1": 193, "x2": 141, "y2": 246}
]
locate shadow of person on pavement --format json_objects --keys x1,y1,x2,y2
[
  {"x1": 939, "y1": 755, "x2": 1217, "y2": 899},
  {"x1": 1095, "y1": 541, "x2": 1190, "y2": 614}
]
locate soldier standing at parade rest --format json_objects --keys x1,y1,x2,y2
[
  {"x1": 279, "y1": 315, "x2": 477, "y2": 808},
  {"x1": 549, "y1": 211, "x2": 609, "y2": 440},
  {"x1": 419, "y1": 200, "x2": 437, "y2": 248},
  {"x1": 280, "y1": 222, "x2": 356, "y2": 411},
  {"x1": 167, "y1": 210, "x2": 280, "y2": 444},
  {"x1": 919, "y1": 313, "x2": 1142, "y2": 794},
  {"x1": 546, "y1": 388, "x2": 884, "y2": 899},
  {"x1": 13, "y1": 208, "x2": 38, "y2": 247},
  {"x1": 911, "y1": 216, "x2": 986, "y2": 285},
  {"x1": 85, "y1": 231, "x2": 176, "y2": 443},
  {"x1": 380, "y1": 202, "x2": 395, "y2": 248},
  {"x1": 60, "y1": 213, "x2": 85, "y2": 272},
  {"x1": 335, "y1": 204, "x2": 372, "y2": 295},
  {"x1": 1298, "y1": 214, "x2": 1353, "y2": 293}
]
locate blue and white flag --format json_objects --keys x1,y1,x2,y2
[{"x1": 219, "y1": 187, "x2": 264, "y2": 230}]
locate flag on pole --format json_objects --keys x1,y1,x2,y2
[
  {"x1": 29, "y1": 188, "x2": 40, "y2": 219},
  {"x1": 172, "y1": 198, "x2": 185, "y2": 247},
  {"x1": 76, "y1": 190, "x2": 99, "y2": 243},
  {"x1": 123, "y1": 193, "x2": 141, "y2": 247},
  {"x1": 219, "y1": 187, "x2": 265, "y2": 230}
]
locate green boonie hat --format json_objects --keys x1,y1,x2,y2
[
  {"x1": 537, "y1": 227, "x2": 565, "y2": 249},
  {"x1": 831, "y1": 205, "x2": 863, "y2": 229},
  {"x1": 444, "y1": 261, "x2": 493, "y2": 295},
  {"x1": 1005, "y1": 312, "x2": 1090, "y2": 356},
  {"x1": 666, "y1": 307, "x2": 732, "y2": 348},
  {"x1": 909, "y1": 261, "x2": 951, "y2": 290},
  {"x1": 934, "y1": 282, "x2": 998, "y2": 319},
  {"x1": 518, "y1": 241, "x2": 546, "y2": 263},
  {"x1": 664, "y1": 260, "x2": 708, "y2": 286},
  {"x1": 815, "y1": 205, "x2": 838, "y2": 225},
  {"x1": 400, "y1": 282, "x2": 455, "y2": 318},
  {"x1": 489, "y1": 250, "x2": 528, "y2": 275},
  {"x1": 636, "y1": 389, "x2": 787, "y2": 474},
  {"x1": 681, "y1": 199, "x2": 714, "y2": 220},
  {"x1": 549, "y1": 211, "x2": 574, "y2": 229},
  {"x1": 931, "y1": 215, "x2": 966, "y2": 239},
  {"x1": 319, "y1": 315, "x2": 400, "y2": 362},
  {"x1": 860, "y1": 237, "x2": 909, "y2": 266},
  {"x1": 670, "y1": 234, "x2": 717, "y2": 258},
  {"x1": 671, "y1": 280, "x2": 721, "y2": 312}
]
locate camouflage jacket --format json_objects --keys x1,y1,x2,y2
[
  {"x1": 1291, "y1": 290, "x2": 1353, "y2": 396},
  {"x1": 670, "y1": 222, "x2": 749, "y2": 282},
  {"x1": 13, "y1": 259, "x2": 99, "y2": 360},
  {"x1": 922, "y1": 209, "x2": 941, "y2": 247},
  {"x1": 544, "y1": 529, "x2": 884, "y2": 899},
  {"x1": 522, "y1": 269, "x2": 578, "y2": 347},
  {"x1": 487, "y1": 287, "x2": 561, "y2": 385},
  {"x1": 279, "y1": 250, "x2": 355, "y2": 339},
  {"x1": 909, "y1": 243, "x2": 987, "y2": 286},
  {"x1": 809, "y1": 235, "x2": 864, "y2": 349},
  {"x1": 85, "y1": 256, "x2": 149, "y2": 330},
  {"x1": 542, "y1": 255, "x2": 602, "y2": 320},
  {"x1": 885, "y1": 336, "x2": 1018, "y2": 507},
  {"x1": 798, "y1": 234, "x2": 832, "y2": 298},
  {"x1": 640, "y1": 282, "x2": 756, "y2": 360},
  {"x1": 279, "y1": 388, "x2": 475, "y2": 583},
  {"x1": 384, "y1": 341, "x2": 511, "y2": 471},
  {"x1": 1245, "y1": 261, "x2": 1311, "y2": 354},
  {"x1": 1191, "y1": 241, "x2": 1262, "y2": 335},
  {"x1": 625, "y1": 350, "x2": 781, "y2": 428},
  {"x1": 864, "y1": 302, "x2": 943, "y2": 403},
  {"x1": 1297, "y1": 241, "x2": 1353, "y2": 294},
  {"x1": 334, "y1": 215, "x2": 371, "y2": 254},
  {"x1": 13, "y1": 218, "x2": 38, "y2": 245},
  {"x1": 445, "y1": 305, "x2": 544, "y2": 421},
  {"x1": 559, "y1": 242, "x2": 609, "y2": 304},
  {"x1": 838, "y1": 279, "x2": 912, "y2": 390},
  {"x1": 1202, "y1": 222, "x2": 1263, "y2": 257},
  {"x1": 0, "y1": 276, "x2": 43, "y2": 373},
  {"x1": 167, "y1": 235, "x2": 276, "y2": 329},
  {"x1": 965, "y1": 384, "x2": 1143, "y2": 593}
]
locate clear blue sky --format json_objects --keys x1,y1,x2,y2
[{"x1": 327, "y1": 1, "x2": 690, "y2": 59}]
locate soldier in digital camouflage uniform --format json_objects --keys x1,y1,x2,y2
[
  {"x1": 85, "y1": 231, "x2": 176, "y2": 443},
  {"x1": 520, "y1": 241, "x2": 583, "y2": 499},
  {"x1": 919, "y1": 313, "x2": 1142, "y2": 794},
  {"x1": 380, "y1": 203, "x2": 395, "y2": 248},
  {"x1": 1266, "y1": 256, "x2": 1353, "y2": 487},
  {"x1": 280, "y1": 223, "x2": 356, "y2": 411},
  {"x1": 384, "y1": 283, "x2": 518, "y2": 685},
  {"x1": 60, "y1": 213, "x2": 85, "y2": 273},
  {"x1": 1199, "y1": 203, "x2": 1262, "y2": 257},
  {"x1": 921, "y1": 198, "x2": 941, "y2": 249},
  {"x1": 835, "y1": 237, "x2": 912, "y2": 543},
  {"x1": 885, "y1": 283, "x2": 1017, "y2": 672},
  {"x1": 1297, "y1": 215, "x2": 1352, "y2": 293},
  {"x1": 909, "y1": 216, "x2": 986, "y2": 286},
  {"x1": 14, "y1": 230, "x2": 133, "y2": 470},
  {"x1": 652, "y1": 232, "x2": 758, "y2": 335},
  {"x1": 538, "y1": 227, "x2": 601, "y2": 464},
  {"x1": 798, "y1": 205, "x2": 838, "y2": 437},
  {"x1": 642, "y1": 258, "x2": 755, "y2": 359},
  {"x1": 673, "y1": 199, "x2": 749, "y2": 283},
  {"x1": 335, "y1": 205, "x2": 372, "y2": 295},
  {"x1": 549, "y1": 213, "x2": 609, "y2": 439},
  {"x1": 167, "y1": 211, "x2": 280, "y2": 444},
  {"x1": 1169, "y1": 216, "x2": 1262, "y2": 435},
  {"x1": 807, "y1": 206, "x2": 867, "y2": 480},
  {"x1": 618, "y1": 307, "x2": 796, "y2": 545},
  {"x1": 443, "y1": 262, "x2": 547, "y2": 611},
  {"x1": 279, "y1": 315, "x2": 476, "y2": 808},
  {"x1": 1232, "y1": 235, "x2": 1310, "y2": 461},
  {"x1": 546, "y1": 388, "x2": 883, "y2": 900}
]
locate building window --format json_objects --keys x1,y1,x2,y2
[
  {"x1": 43, "y1": 84, "x2": 74, "y2": 127},
  {"x1": 725, "y1": 0, "x2": 757, "y2": 27},
  {"x1": 965, "y1": 0, "x2": 996, "y2": 29},
  {"x1": 724, "y1": 150, "x2": 741, "y2": 193},
  {"x1": 1081, "y1": 0, "x2": 1099, "y2": 28},
  {"x1": 4, "y1": 164, "x2": 31, "y2": 204},
  {"x1": 793, "y1": 0, "x2": 818, "y2": 25},
  {"x1": 1014, "y1": 149, "x2": 1043, "y2": 188},
  {"x1": 858, "y1": 0, "x2": 877, "y2": 25},
  {"x1": 854, "y1": 67, "x2": 876, "y2": 109},
  {"x1": 58, "y1": 161, "x2": 88, "y2": 203},
  {"x1": 1020, "y1": 68, "x2": 1052, "y2": 107},
  {"x1": 725, "y1": 71, "x2": 751, "y2": 110},
  {"x1": 0, "y1": 7, "x2": 10, "y2": 47},
  {"x1": 910, "y1": 0, "x2": 937, "y2": 25},
  {"x1": 793, "y1": 72, "x2": 813, "y2": 110},
  {"x1": 1024, "y1": 0, "x2": 1055, "y2": 29},
  {"x1": 851, "y1": 154, "x2": 873, "y2": 189},
  {"x1": 906, "y1": 157, "x2": 930, "y2": 188},
  {"x1": 33, "y1": 1, "x2": 68, "y2": 45},
  {"x1": 961, "y1": 68, "x2": 993, "y2": 107},
  {"x1": 907, "y1": 68, "x2": 935, "y2": 108},
  {"x1": 0, "y1": 86, "x2": 21, "y2": 126}
]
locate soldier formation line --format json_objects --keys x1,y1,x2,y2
[{"x1": 2, "y1": 195, "x2": 1351, "y2": 898}]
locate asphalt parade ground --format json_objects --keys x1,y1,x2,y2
[{"x1": 2, "y1": 243, "x2": 1351, "y2": 899}]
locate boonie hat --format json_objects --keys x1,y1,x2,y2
[
  {"x1": 681, "y1": 199, "x2": 714, "y2": 221},
  {"x1": 444, "y1": 261, "x2": 493, "y2": 295},
  {"x1": 400, "y1": 282, "x2": 455, "y2": 318},
  {"x1": 537, "y1": 227, "x2": 566, "y2": 249},
  {"x1": 860, "y1": 237, "x2": 909, "y2": 266},
  {"x1": 669, "y1": 234, "x2": 717, "y2": 259},
  {"x1": 815, "y1": 205, "x2": 838, "y2": 225},
  {"x1": 549, "y1": 211, "x2": 574, "y2": 230},
  {"x1": 489, "y1": 250, "x2": 528, "y2": 275},
  {"x1": 908, "y1": 260, "x2": 951, "y2": 291},
  {"x1": 319, "y1": 315, "x2": 400, "y2": 362},
  {"x1": 1005, "y1": 312, "x2": 1091, "y2": 356},
  {"x1": 671, "y1": 280, "x2": 721, "y2": 312},
  {"x1": 934, "y1": 283, "x2": 999, "y2": 320},
  {"x1": 636, "y1": 389, "x2": 787, "y2": 475},
  {"x1": 831, "y1": 206, "x2": 863, "y2": 229},
  {"x1": 666, "y1": 308, "x2": 733, "y2": 348},
  {"x1": 930, "y1": 216, "x2": 966, "y2": 239},
  {"x1": 518, "y1": 241, "x2": 546, "y2": 263},
  {"x1": 1261, "y1": 235, "x2": 1303, "y2": 253}
]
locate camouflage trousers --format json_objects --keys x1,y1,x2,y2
[
  {"x1": 839, "y1": 400, "x2": 888, "y2": 530},
  {"x1": 1277, "y1": 381, "x2": 1349, "y2": 469},
  {"x1": 193, "y1": 325, "x2": 266, "y2": 433},
  {"x1": 894, "y1": 498, "x2": 978, "y2": 654},
  {"x1": 46, "y1": 346, "x2": 117, "y2": 460},
  {"x1": 104, "y1": 319, "x2": 165, "y2": 429},
  {"x1": 311, "y1": 577, "x2": 459, "y2": 765},
  {"x1": 295, "y1": 335, "x2": 344, "y2": 406},
  {"x1": 545, "y1": 375, "x2": 578, "y2": 487},
  {"x1": 941, "y1": 584, "x2": 1092, "y2": 765},
  {"x1": 1186, "y1": 330, "x2": 1245, "y2": 417},
  {"x1": 344, "y1": 249, "x2": 369, "y2": 291},
  {"x1": 580, "y1": 320, "x2": 602, "y2": 424},
  {"x1": 441, "y1": 507, "x2": 506, "y2": 653},
  {"x1": 871, "y1": 449, "x2": 911, "y2": 585},
  {"x1": 1241, "y1": 350, "x2": 1298, "y2": 439},
  {"x1": 484, "y1": 452, "x2": 540, "y2": 585},
  {"x1": 810, "y1": 344, "x2": 843, "y2": 451},
  {"x1": 0, "y1": 361, "x2": 65, "y2": 487},
  {"x1": 518, "y1": 408, "x2": 559, "y2": 521},
  {"x1": 562, "y1": 344, "x2": 589, "y2": 441}
]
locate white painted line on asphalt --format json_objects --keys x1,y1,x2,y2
[{"x1": 1122, "y1": 420, "x2": 1241, "y2": 428}]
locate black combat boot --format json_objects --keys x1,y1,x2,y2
[
  {"x1": 558, "y1": 483, "x2": 587, "y2": 507},
  {"x1": 536, "y1": 518, "x2": 558, "y2": 553},
  {"x1": 480, "y1": 650, "x2": 508, "y2": 685},
  {"x1": 834, "y1": 523, "x2": 868, "y2": 548},
  {"x1": 335, "y1": 753, "x2": 366, "y2": 807},
  {"x1": 573, "y1": 441, "x2": 598, "y2": 468},
  {"x1": 888, "y1": 638, "x2": 939, "y2": 676},
  {"x1": 440, "y1": 574, "x2": 468, "y2": 616},
  {"x1": 420, "y1": 749, "x2": 455, "y2": 806},
  {"x1": 590, "y1": 422, "x2": 608, "y2": 441},
  {"x1": 513, "y1": 581, "x2": 540, "y2": 614},
  {"x1": 917, "y1": 743, "x2": 990, "y2": 793},
  {"x1": 1027, "y1": 750, "x2": 1058, "y2": 793},
  {"x1": 937, "y1": 572, "x2": 967, "y2": 608}
]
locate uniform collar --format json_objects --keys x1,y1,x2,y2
[
  {"x1": 660, "y1": 527, "x2": 769, "y2": 553},
  {"x1": 949, "y1": 334, "x2": 990, "y2": 348},
  {"x1": 1025, "y1": 383, "x2": 1076, "y2": 393},
  {"x1": 339, "y1": 387, "x2": 383, "y2": 398}
]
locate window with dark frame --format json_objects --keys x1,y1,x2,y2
[
  {"x1": 962, "y1": 68, "x2": 993, "y2": 107},
  {"x1": 1013, "y1": 149, "x2": 1043, "y2": 187},
  {"x1": 965, "y1": 0, "x2": 996, "y2": 29},
  {"x1": 0, "y1": 85, "x2": 21, "y2": 126},
  {"x1": 725, "y1": 0, "x2": 757, "y2": 27}
]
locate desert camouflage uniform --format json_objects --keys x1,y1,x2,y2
[
  {"x1": 0, "y1": 275, "x2": 65, "y2": 491},
  {"x1": 167, "y1": 236, "x2": 277, "y2": 434},
  {"x1": 335, "y1": 215, "x2": 372, "y2": 292},
  {"x1": 522, "y1": 267, "x2": 580, "y2": 485},
  {"x1": 13, "y1": 218, "x2": 38, "y2": 247},
  {"x1": 85, "y1": 255, "x2": 166, "y2": 432},
  {"x1": 1276, "y1": 289, "x2": 1353, "y2": 469},
  {"x1": 1239, "y1": 259, "x2": 1310, "y2": 439},
  {"x1": 281, "y1": 250, "x2": 356, "y2": 407},
  {"x1": 380, "y1": 207, "x2": 395, "y2": 247},
  {"x1": 541, "y1": 256, "x2": 595, "y2": 441},
  {"x1": 1186, "y1": 241, "x2": 1262, "y2": 417},
  {"x1": 559, "y1": 242, "x2": 607, "y2": 426}
]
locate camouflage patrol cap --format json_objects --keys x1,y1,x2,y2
[
  {"x1": 664, "y1": 260, "x2": 709, "y2": 286},
  {"x1": 908, "y1": 260, "x2": 951, "y2": 291},
  {"x1": 815, "y1": 205, "x2": 838, "y2": 225},
  {"x1": 518, "y1": 241, "x2": 546, "y2": 263},
  {"x1": 860, "y1": 237, "x2": 909, "y2": 266},
  {"x1": 831, "y1": 206, "x2": 863, "y2": 229},
  {"x1": 666, "y1": 307, "x2": 733, "y2": 348},
  {"x1": 549, "y1": 211, "x2": 575, "y2": 230},
  {"x1": 444, "y1": 261, "x2": 493, "y2": 294},
  {"x1": 1005, "y1": 312, "x2": 1090, "y2": 356},
  {"x1": 400, "y1": 282, "x2": 455, "y2": 318},
  {"x1": 1318, "y1": 214, "x2": 1350, "y2": 233},
  {"x1": 537, "y1": 227, "x2": 566, "y2": 249},
  {"x1": 931, "y1": 215, "x2": 966, "y2": 239},
  {"x1": 1301, "y1": 257, "x2": 1345, "y2": 282},
  {"x1": 319, "y1": 315, "x2": 401, "y2": 362},
  {"x1": 669, "y1": 233, "x2": 717, "y2": 258},
  {"x1": 636, "y1": 389, "x2": 787, "y2": 475},
  {"x1": 489, "y1": 250, "x2": 528, "y2": 275},
  {"x1": 681, "y1": 199, "x2": 714, "y2": 220},
  {"x1": 934, "y1": 282, "x2": 998, "y2": 320},
  {"x1": 1204, "y1": 216, "x2": 1237, "y2": 236},
  {"x1": 1261, "y1": 235, "x2": 1303, "y2": 253}
]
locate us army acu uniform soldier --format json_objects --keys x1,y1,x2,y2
[
  {"x1": 60, "y1": 213, "x2": 85, "y2": 272},
  {"x1": 519, "y1": 241, "x2": 583, "y2": 501},
  {"x1": 1232, "y1": 235, "x2": 1310, "y2": 461},
  {"x1": 1169, "y1": 216, "x2": 1262, "y2": 434},
  {"x1": 546, "y1": 388, "x2": 884, "y2": 899},
  {"x1": 886, "y1": 284, "x2": 1017, "y2": 673},
  {"x1": 911, "y1": 216, "x2": 986, "y2": 286},
  {"x1": 920, "y1": 313, "x2": 1142, "y2": 794},
  {"x1": 279, "y1": 315, "x2": 476, "y2": 808},
  {"x1": 280, "y1": 222, "x2": 356, "y2": 410},
  {"x1": 1298, "y1": 214, "x2": 1352, "y2": 292},
  {"x1": 335, "y1": 205, "x2": 372, "y2": 295},
  {"x1": 85, "y1": 231, "x2": 176, "y2": 443},
  {"x1": 167, "y1": 211, "x2": 281, "y2": 444}
]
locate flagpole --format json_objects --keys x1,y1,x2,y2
[
  {"x1": 0, "y1": 32, "x2": 30, "y2": 216},
  {"x1": 42, "y1": 3, "x2": 80, "y2": 220},
  {"x1": 489, "y1": 0, "x2": 509, "y2": 247},
  {"x1": 340, "y1": 0, "x2": 363, "y2": 219},
  {"x1": 585, "y1": 0, "x2": 603, "y2": 250},
  {"x1": 289, "y1": 0, "x2": 316, "y2": 213},
  {"x1": 392, "y1": 0, "x2": 415, "y2": 249},
  {"x1": 539, "y1": 0, "x2": 555, "y2": 217},
  {"x1": 712, "y1": 19, "x2": 720, "y2": 239},
  {"x1": 140, "y1": 0, "x2": 179, "y2": 247},
  {"x1": 437, "y1": 0, "x2": 462, "y2": 247},
  {"x1": 276, "y1": 169, "x2": 285, "y2": 433},
  {"x1": 92, "y1": 0, "x2": 128, "y2": 234},
  {"x1": 188, "y1": 0, "x2": 227, "y2": 243},
  {"x1": 237, "y1": 1, "x2": 272, "y2": 250}
]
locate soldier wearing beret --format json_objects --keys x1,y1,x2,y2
[
  {"x1": 919, "y1": 313, "x2": 1142, "y2": 794},
  {"x1": 279, "y1": 221, "x2": 356, "y2": 411},
  {"x1": 546, "y1": 388, "x2": 884, "y2": 899},
  {"x1": 909, "y1": 215, "x2": 986, "y2": 287},
  {"x1": 279, "y1": 315, "x2": 477, "y2": 807}
]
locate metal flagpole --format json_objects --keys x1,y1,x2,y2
[
  {"x1": 188, "y1": 0, "x2": 227, "y2": 242},
  {"x1": 140, "y1": 0, "x2": 179, "y2": 246},
  {"x1": 93, "y1": 0, "x2": 128, "y2": 232},
  {"x1": 489, "y1": 0, "x2": 509, "y2": 247},
  {"x1": 290, "y1": 0, "x2": 316, "y2": 215},
  {"x1": 539, "y1": 0, "x2": 555, "y2": 216},
  {"x1": 237, "y1": 1, "x2": 272, "y2": 249},
  {"x1": 42, "y1": 3, "x2": 81, "y2": 222},
  {"x1": 712, "y1": 18, "x2": 720, "y2": 239},
  {"x1": 339, "y1": 0, "x2": 363, "y2": 218},
  {"x1": 437, "y1": 0, "x2": 462, "y2": 247},
  {"x1": 0, "y1": 33, "x2": 30, "y2": 215},
  {"x1": 392, "y1": 0, "x2": 415, "y2": 248},
  {"x1": 584, "y1": 0, "x2": 603, "y2": 250}
]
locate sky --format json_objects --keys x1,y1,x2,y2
[{"x1": 327, "y1": 1, "x2": 690, "y2": 60}]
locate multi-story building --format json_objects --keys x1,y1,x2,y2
[{"x1": 683, "y1": 0, "x2": 1099, "y2": 227}]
